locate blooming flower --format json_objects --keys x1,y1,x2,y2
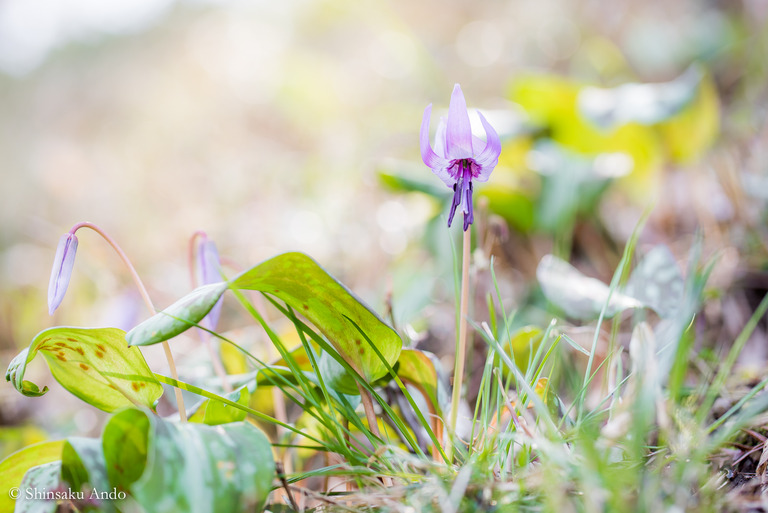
[
  {"x1": 420, "y1": 84, "x2": 501, "y2": 230},
  {"x1": 48, "y1": 233, "x2": 78, "y2": 315}
]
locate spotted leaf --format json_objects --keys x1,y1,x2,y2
[{"x1": 5, "y1": 327, "x2": 162, "y2": 412}]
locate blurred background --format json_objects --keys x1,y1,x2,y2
[{"x1": 2, "y1": 0, "x2": 768, "y2": 457}]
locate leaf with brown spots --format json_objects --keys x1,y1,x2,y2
[{"x1": 5, "y1": 327, "x2": 163, "y2": 412}]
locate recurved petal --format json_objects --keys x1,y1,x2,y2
[
  {"x1": 432, "y1": 165, "x2": 457, "y2": 187},
  {"x1": 420, "y1": 104, "x2": 451, "y2": 172},
  {"x1": 48, "y1": 233, "x2": 78, "y2": 315},
  {"x1": 433, "y1": 117, "x2": 448, "y2": 159},
  {"x1": 446, "y1": 84, "x2": 474, "y2": 160},
  {"x1": 473, "y1": 110, "x2": 502, "y2": 182}
]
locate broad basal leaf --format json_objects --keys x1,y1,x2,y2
[
  {"x1": 537, "y1": 245, "x2": 685, "y2": 320},
  {"x1": 234, "y1": 253, "x2": 402, "y2": 383},
  {"x1": 5, "y1": 327, "x2": 162, "y2": 412},
  {"x1": 102, "y1": 408, "x2": 274, "y2": 513},
  {"x1": 127, "y1": 252, "x2": 402, "y2": 385}
]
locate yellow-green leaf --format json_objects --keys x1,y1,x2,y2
[
  {"x1": 188, "y1": 387, "x2": 250, "y2": 425},
  {"x1": 5, "y1": 327, "x2": 162, "y2": 412}
]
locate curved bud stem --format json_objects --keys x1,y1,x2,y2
[{"x1": 70, "y1": 222, "x2": 187, "y2": 422}]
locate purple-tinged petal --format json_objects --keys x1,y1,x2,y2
[
  {"x1": 421, "y1": 104, "x2": 451, "y2": 170},
  {"x1": 471, "y1": 135, "x2": 486, "y2": 153},
  {"x1": 433, "y1": 166, "x2": 457, "y2": 187},
  {"x1": 421, "y1": 104, "x2": 455, "y2": 187},
  {"x1": 433, "y1": 117, "x2": 448, "y2": 159},
  {"x1": 472, "y1": 110, "x2": 502, "y2": 182},
  {"x1": 197, "y1": 240, "x2": 223, "y2": 331},
  {"x1": 48, "y1": 233, "x2": 78, "y2": 315},
  {"x1": 446, "y1": 84, "x2": 474, "y2": 160}
]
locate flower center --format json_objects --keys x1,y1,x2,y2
[
  {"x1": 447, "y1": 160, "x2": 475, "y2": 231},
  {"x1": 448, "y1": 158, "x2": 479, "y2": 181}
]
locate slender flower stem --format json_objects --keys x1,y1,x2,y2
[
  {"x1": 449, "y1": 226, "x2": 471, "y2": 458},
  {"x1": 356, "y1": 381, "x2": 382, "y2": 440},
  {"x1": 70, "y1": 222, "x2": 187, "y2": 422},
  {"x1": 355, "y1": 382, "x2": 394, "y2": 487}
]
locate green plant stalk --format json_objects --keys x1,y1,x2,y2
[
  {"x1": 71, "y1": 222, "x2": 186, "y2": 421},
  {"x1": 449, "y1": 227, "x2": 471, "y2": 460}
]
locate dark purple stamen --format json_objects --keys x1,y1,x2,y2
[
  {"x1": 446, "y1": 160, "x2": 475, "y2": 231},
  {"x1": 464, "y1": 181, "x2": 473, "y2": 231},
  {"x1": 448, "y1": 182, "x2": 461, "y2": 228}
]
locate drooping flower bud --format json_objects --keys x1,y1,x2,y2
[
  {"x1": 47, "y1": 233, "x2": 78, "y2": 315},
  {"x1": 196, "y1": 239, "x2": 223, "y2": 331}
]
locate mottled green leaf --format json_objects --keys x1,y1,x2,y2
[
  {"x1": 0, "y1": 441, "x2": 64, "y2": 513},
  {"x1": 5, "y1": 327, "x2": 162, "y2": 412},
  {"x1": 103, "y1": 408, "x2": 274, "y2": 513},
  {"x1": 60, "y1": 437, "x2": 110, "y2": 501},
  {"x1": 537, "y1": 255, "x2": 643, "y2": 319},
  {"x1": 537, "y1": 246, "x2": 685, "y2": 320},
  {"x1": 14, "y1": 461, "x2": 61, "y2": 513},
  {"x1": 126, "y1": 283, "x2": 228, "y2": 347}
]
